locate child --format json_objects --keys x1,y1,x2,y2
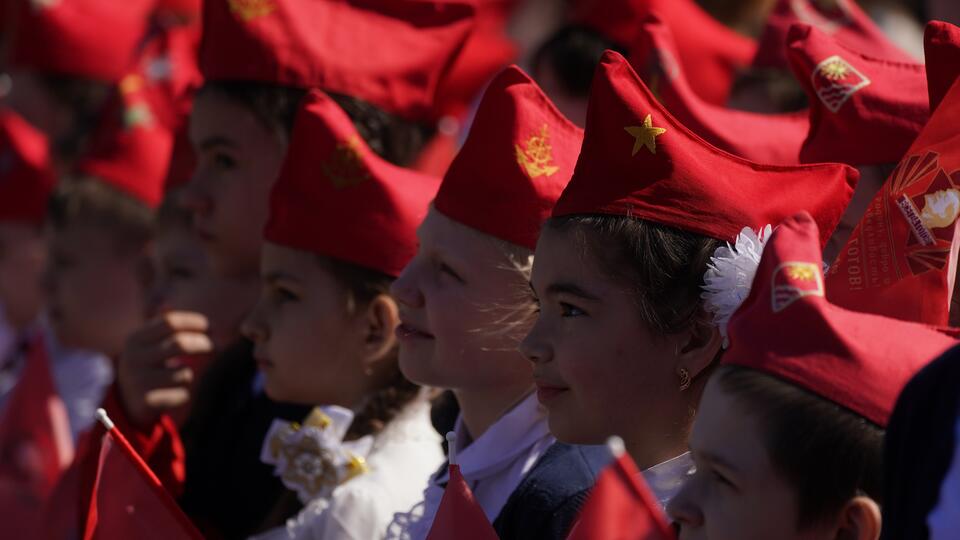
[
  {"x1": 520, "y1": 51, "x2": 857, "y2": 507},
  {"x1": 667, "y1": 211, "x2": 956, "y2": 539},
  {"x1": 241, "y1": 89, "x2": 444, "y2": 540},
  {"x1": 389, "y1": 66, "x2": 609, "y2": 539}
]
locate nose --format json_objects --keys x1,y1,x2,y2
[
  {"x1": 177, "y1": 176, "x2": 213, "y2": 218},
  {"x1": 666, "y1": 475, "x2": 704, "y2": 532},
  {"x1": 241, "y1": 300, "x2": 269, "y2": 344},
  {"x1": 519, "y1": 316, "x2": 550, "y2": 365},
  {"x1": 389, "y1": 261, "x2": 424, "y2": 309}
]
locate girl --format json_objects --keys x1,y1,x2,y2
[
  {"x1": 667, "y1": 211, "x2": 956, "y2": 539},
  {"x1": 241, "y1": 89, "x2": 444, "y2": 540},
  {"x1": 520, "y1": 51, "x2": 857, "y2": 506},
  {"x1": 389, "y1": 66, "x2": 609, "y2": 539}
]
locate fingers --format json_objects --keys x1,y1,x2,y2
[{"x1": 131, "y1": 311, "x2": 210, "y2": 346}]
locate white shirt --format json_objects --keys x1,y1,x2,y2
[
  {"x1": 928, "y1": 414, "x2": 960, "y2": 539},
  {"x1": 388, "y1": 391, "x2": 554, "y2": 540},
  {"x1": 643, "y1": 452, "x2": 695, "y2": 509},
  {"x1": 252, "y1": 397, "x2": 444, "y2": 540}
]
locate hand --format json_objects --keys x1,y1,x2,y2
[{"x1": 118, "y1": 311, "x2": 214, "y2": 428}]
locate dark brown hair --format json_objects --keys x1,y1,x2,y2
[
  {"x1": 47, "y1": 177, "x2": 155, "y2": 252},
  {"x1": 545, "y1": 214, "x2": 721, "y2": 335},
  {"x1": 533, "y1": 24, "x2": 625, "y2": 98},
  {"x1": 200, "y1": 81, "x2": 434, "y2": 167},
  {"x1": 316, "y1": 255, "x2": 421, "y2": 440},
  {"x1": 35, "y1": 73, "x2": 113, "y2": 165},
  {"x1": 717, "y1": 364, "x2": 884, "y2": 529}
]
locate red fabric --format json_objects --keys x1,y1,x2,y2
[
  {"x1": 629, "y1": 15, "x2": 808, "y2": 165},
  {"x1": 155, "y1": 0, "x2": 202, "y2": 20},
  {"x1": 82, "y1": 425, "x2": 202, "y2": 540},
  {"x1": 573, "y1": 0, "x2": 755, "y2": 105},
  {"x1": 724, "y1": 211, "x2": 957, "y2": 426},
  {"x1": 199, "y1": 0, "x2": 475, "y2": 121},
  {"x1": 425, "y1": 464, "x2": 498, "y2": 540},
  {"x1": 566, "y1": 452, "x2": 675, "y2": 540},
  {"x1": 265, "y1": 89, "x2": 441, "y2": 277},
  {"x1": 434, "y1": 66, "x2": 583, "y2": 249},
  {"x1": 0, "y1": 337, "x2": 74, "y2": 538},
  {"x1": 410, "y1": 130, "x2": 459, "y2": 177},
  {"x1": 825, "y1": 76, "x2": 960, "y2": 327},
  {"x1": 788, "y1": 24, "x2": 929, "y2": 166},
  {"x1": 924, "y1": 21, "x2": 960, "y2": 114},
  {"x1": 752, "y1": 0, "x2": 914, "y2": 71},
  {"x1": 553, "y1": 51, "x2": 857, "y2": 247},
  {"x1": 9, "y1": 0, "x2": 154, "y2": 82},
  {"x1": 0, "y1": 110, "x2": 57, "y2": 225}
]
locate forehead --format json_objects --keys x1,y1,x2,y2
[
  {"x1": 189, "y1": 89, "x2": 272, "y2": 145},
  {"x1": 692, "y1": 377, "x2": 772, "y2": 474},
  {"x1": 530, "y1": 222, "x2": 621, "y2": 293},
  {"x1": 417, "y1": 208, "x2": 507, "y2": 262}
]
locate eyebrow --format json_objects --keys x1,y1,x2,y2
[
  {"x1": 698, "y1": 450, "x2": 742, "y2": 474},
  {"x1": 264, "y1": 271, "x2": 301, "y2": 285},
  {"x1": 543, "y1": 282, "x2": 601, "y2": 301},
  {"x1": 198, "y1": 135, "x2": 240, "y2": 152}
]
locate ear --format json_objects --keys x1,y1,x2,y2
[
  {"x1": 359, "y1": 294, "x2": 400, "y2": 368},
  {"x1": 674, "y1": 320, "x2": 723, "y2": 381},
  {"x1": 833, "y1": 496, "x2": 882, "y2": 540}
]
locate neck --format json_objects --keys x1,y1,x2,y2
[
  {"x1": 623, "y1": 425, "x2": 689, "y2": 471},
  {"x1": 454, "y1": 382, "x2": 534, "y2": 443}
]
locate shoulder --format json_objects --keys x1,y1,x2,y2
[{"x1": 493, "y1": 443, "x2": 610, "y2": 540}]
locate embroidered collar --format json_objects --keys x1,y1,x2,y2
[{"x1": 260, "y1": 405, "x2": 374, "y2": 504}]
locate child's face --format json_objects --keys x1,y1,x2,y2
[
  {"x1": 155, "y1": 227, "x2": 258, "y2": 351},
  {"x1": 521, "y1": 224, "x2": 681, "y2": 456},
  {"x1": 390, "y1": 209, "x2": 534, "y2": 393},
  {"x1": 667, "y1": 378, "x2": 828, "y2": 540},
  {"x1": 0, "y1": 223, "x2": 47, "y2": 329},
  {"x1": 182, "y1": 90, "x2": 287, "y2": 279},
  {"x1": 242, "y1": 242, "x2": 373, "y2": 406},
  {"x1": 46, "y1": 224, "x2": 150, "y2": 357}
]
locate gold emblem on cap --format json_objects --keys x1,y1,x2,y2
[
  {"x1": 625, "y1": 114, "x2": 666, "y2": 156},
  {"x1": 515, "y1": 124, "x2": 560, "y2": 179},
  {"x1": 228, "y1": 0, "x2": 276, "y2": 22},
  {"x1": 771, "y1": 262, "x2": 824, "y2": 313},
  {"x1": 322, "y1": 135, "x2": 370, "y2": 189}
]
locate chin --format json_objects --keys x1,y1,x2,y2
[
  {"x1": 398, "y1": 348, "x2": 450, "y2": 388},
  {"x1": 546, "y1": 410, "x2": 607, "y2": 446}
]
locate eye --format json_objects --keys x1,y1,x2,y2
[
  {"x1": 559, "y1": 302, "x2": 586, "y2": 317},
  {"x1": 212, "y1": 152, "x2": 237, "y2": 170},
  {"x1": 710, "y1": 469, "x2": 735, "y2": 489},
  {"x1": 167, "y1": 265, "x2": 195, "y2": 281},
  {"x1": 272, "y1": 284, "x2": 300, "y2": 303},
  {"x1": 438, "y1": 261, "x2": 464, "y2": 283}
]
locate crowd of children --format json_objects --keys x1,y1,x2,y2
[{"x1": 1, "y1": 0, "x2": 959, "y2": 539}]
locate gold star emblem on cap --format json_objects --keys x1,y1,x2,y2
[{"x1": 624, "y1": 114, "x2": 666, "y2": 156}]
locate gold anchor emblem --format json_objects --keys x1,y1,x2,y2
[
  {"x1": 228, "y1": 0, "x2": 276, "y2": 22},
  {"x1": 515, "y1": 125, "x2": 560, "y2": 179},
  {"x1": 322, "y1": 135, "x2": 370, "y2": 189}
]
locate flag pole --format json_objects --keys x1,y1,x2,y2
[
  {"x1": 446, "y1": 431, "x2": 457, "y2": 466},
  {"x1": 95, "y1": 408, "x2": 115, "y2": 431},
  {"x1": 606, "y1": 435, "x2": 625, "y2": 459}
]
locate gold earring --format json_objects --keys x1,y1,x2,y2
[{"x1": 678, "y1": 367, "x2": 691, "y2": 392}]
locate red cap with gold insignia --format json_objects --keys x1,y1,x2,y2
[
  {"x1": 0, "y1": 111, "x2": 56, "y2": 225},
  {"x1": 265, "y1": 89, "x2": 441, "y2": 277},
  {"x1": 75, "y1": 74, "x2": 176, "y2": 208},
  {"x1": 629, "y1": 15, "x2": 808, "y2": 165},
  {"x1": 572, "y1": 0, "x2": 755, "y2": 106},
  {"x1": 199, "y1": 0, "x2": 475, "y2": 121},
  {"x1": 553, "y1": 51, "x2": 857, "y2": 247},
  {"x1": 824, "y1": 74, "x2": 960, "y2": 326},
  {"x1": 924, "y1": 21, "x2": 960, "y2": 114},
  {"x1": 751, "y1": 0, "x2": 914, "y2": 72},
  {"x1": 433, "y1": 66, "x2": 584, "y2": 250},
  {"x1": 9, "y1": 0, "x2": 155, "y2": 82},
  {"x1": 788, "y1": 24, "x2": 929, "y2": 166},
  {"x1": 724, "y1": 211, "x2": 956, "y2": 427}
]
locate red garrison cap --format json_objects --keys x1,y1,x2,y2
[
  {"x1": 724, "y1": 211, "x2": 956, "y2": 427},
  {"x1": 199, "y1": 0, "x2": 475, "y2": 120},
  {"x1": 552, "y1": 51, "x2": 857, "y2": 247},
  {"x1": 9, "y1": 0, "x2": 154, "y2": 81},
  {"x1": 825, "y1": 75, "x2": 960, "y2": 327},
  {"x1": 629, "y1": 15, "x2": 807, "y2": 165},
  {"x1": 433, "y1": 66, "x2": 584, "y2": 250},
  {"x1": 752, "y1": 0, "x2": 914, "y2": 71},
  {"x1": 0, "y1": 111, "x2": 56, "y2": 225},
  {"x1": 75, "y1": 73, "x2": 177, "y2": 208},
  {"x1": 572, "y1": 0, "x2": 755, "y2": 106},
  {"x1": 265, "y1": 90, "x2": 441, "y2": 277},
  {"x1": 788, "y1": 24, "x2": 929, "y2": 166},
  {"x1": 924, "y1": 21, "x2": 960, "y2": 114}
]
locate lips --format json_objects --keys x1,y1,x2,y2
[
  {"x1": 534, "y1": 381, "x2": 569, "y2": 404},
  {"x1": 395, "y1": 322, "x2": 434, "y2": 340}
]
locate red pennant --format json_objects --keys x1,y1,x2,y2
[
  {"x1": 82, "y1": 420, "x2": 202, "y2": 540},
  {"x1": 425, "y1": 464, "x2": 499, "y2": 540},
  {"x1": 566, "y1": 451, "x2": 675, "y2": 540},
  {"x1": 0, "y1": 337, "x2": 74, "y2": 538}
]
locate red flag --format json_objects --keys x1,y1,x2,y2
[
  {"x1": 0, "y1": 336, "x2": 74, "y2": 537},
  {"x1": 566, "y1": 450, "x2": 676, "y2": 540},
  {"x1": 425, "y1": 463, "x2": 499, "y2": 540},
  {"x1": 83, "y1": 412, "x2": 202, "y2": 540}
]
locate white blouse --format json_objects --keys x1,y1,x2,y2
[
  {"x1": 252, "y1": 397, "x2": 444, "y2": 540},
  {"x1": 642, "y1": 452, "x2": 695, "y2": 509}
]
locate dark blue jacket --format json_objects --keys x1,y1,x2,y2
[{"x1": 493, "y1": 442, "x2": 611, "y2": 540}]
